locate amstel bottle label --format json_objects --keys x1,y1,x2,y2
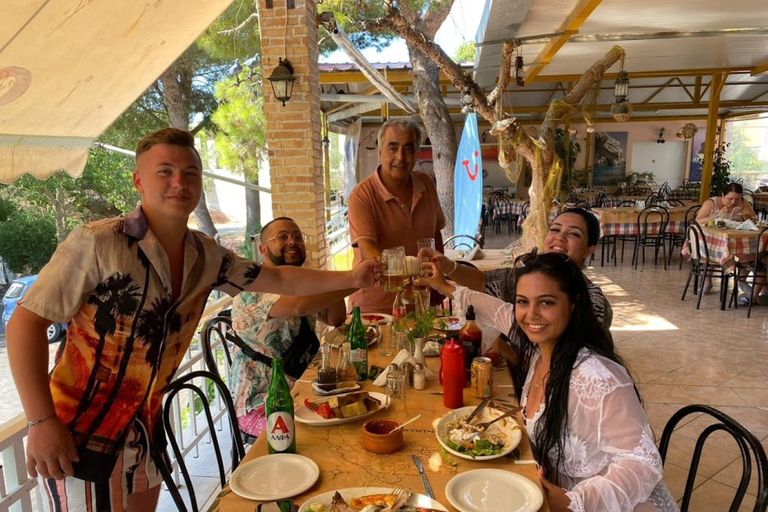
[{"x1": 266, "y1": 411, "x2": 295, "y2": 452}]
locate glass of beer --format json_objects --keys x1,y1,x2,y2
[{"x1": 381, "y1": 247, "x2": 406, "y2": 292}]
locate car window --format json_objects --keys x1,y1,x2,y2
[{"x1": 4, "y1": 282, "x2": 26, "y2": 300}]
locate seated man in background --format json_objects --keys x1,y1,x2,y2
[
  {"x1": 348, "y1": 117, "x2": 446, "y2": 313},
  {"x1": 229, "y1": 218, "x2": 352, "y2": 438}
]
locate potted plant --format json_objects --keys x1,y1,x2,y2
[{"x1": 696, "y1": 142, "x2": 732, "y2": 196}]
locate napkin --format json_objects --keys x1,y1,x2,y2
[
  {"x1": 736, "y1": 219, "x2": 759, "y2": 231},
  {"x1": 372, "y1": 349, "x2": 436, "y2": 387}
]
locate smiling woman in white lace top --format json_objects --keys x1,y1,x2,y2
[{"x1": 426, "y1": 252, "x2": 678, "y2": 512}]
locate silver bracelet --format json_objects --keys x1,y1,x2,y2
[
  {"x1": 446, "y1": 259, "x2": 458, "y2": 277},
  {"x1": 27, "y1": 414, "x2": 57, "y2": 428}
]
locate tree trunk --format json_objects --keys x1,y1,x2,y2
[
  {"x1": 244, "y1": 185, "x2": 261, "y2": 258},
  {"x1": 407, "y1": 43, "x2": 458, "y2": 238},
  {"x1": 159, "y1": 67, "x2": 218, "y2": 236},
  {"x1": 45, "y1": 187, "x2": 69, "y2": 244}
]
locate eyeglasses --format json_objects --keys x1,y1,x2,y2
[
  {"x1": 263, "y1": 231, "x2": 307, "y2": 245},
  {"x1": 514, "y1": 248, "x2": 570, "y2": 268}
]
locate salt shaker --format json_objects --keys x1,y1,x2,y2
[
  {"x1": 400, "y1": 362, "x2": 415, "y2": 388},
  {"x1": 413, "y1": 363, "x2": 426, "y2": 390}
]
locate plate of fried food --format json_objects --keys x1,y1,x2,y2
[
  {"x1": 296, "y1": 391, "x2": 389, "y2": 426},
  {"x1": 299, "y1": 486, "x2": 448, "y2": 512}
]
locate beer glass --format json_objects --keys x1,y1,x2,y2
[
  {"x1": 381, "y1": 247, "x2": 406, "y2": 292},
  {"x1": 415, "y1": 238, "x2": 435, "y2": 311}
]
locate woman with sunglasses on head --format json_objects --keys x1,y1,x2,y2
[
  {"x1": 423, "y1": 254, "x2": 677, "y2": 512},
  {"x1": 421, "y1": 208, "x2": 612, "y2": 333}
]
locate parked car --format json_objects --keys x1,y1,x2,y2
[{"x1": 2, "y1": 275, "x2": 66, "y2": 343}]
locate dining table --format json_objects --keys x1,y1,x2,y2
[
  {"x1": 444, "y1": 248, "x2": 515, "y2": 273},
  {"x1": 687, "y1": 224, "x2": 768, "y2": 273},
  {"x1": 212, "y1": 344, "x2": 549, "y2": 512},
  {"x1": 592, "y1": 205, "x2": 692, "y2": 237}
]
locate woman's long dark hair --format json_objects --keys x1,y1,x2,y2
[{"x1": 509, "y1": 256, "x2": 633, "y2": 483}]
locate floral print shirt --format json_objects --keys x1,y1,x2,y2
[
  {"x1": 19, "y1": 207, "x2": 261, "y2": 482},
  {"x1": 228, "y1": 291, "x2": 316, "y2": 418}
]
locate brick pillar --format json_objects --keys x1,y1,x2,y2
[{"x1": 259, "y1": 0, "x2": 326, "y2": 269}]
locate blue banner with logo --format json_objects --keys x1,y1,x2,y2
[{"x1": 453, "y1": 113, "x2": 483, "y2": 239}]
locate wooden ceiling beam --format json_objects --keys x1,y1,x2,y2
[
  {"x1": 524, "y1": 0, "x2": 604, "y2": 83},
  {"x1": 533, "y1": 67, "x2": 751, "y2": 82},
  {"x1": 750, "y1": 59, "x2": 768, "y2": 76}
]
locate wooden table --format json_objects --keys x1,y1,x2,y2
[{"x1": 214, "y1": 349, "x2": 549, "y2": 512}]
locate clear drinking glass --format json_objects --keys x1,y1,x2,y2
[
  {"x1": 385, "y1": 369, "x2": 408, "y2": 420},
  {"x1": 381, "y1": 246, "x2": 406, "y2": 292},
  {"x1": 415, "y1": 238, "x2": 436, "y2": 312},
  {"x1": 378, "y1": 319, "x2": 395, "y2": 357}
]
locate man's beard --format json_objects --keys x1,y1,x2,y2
[{"x1": 266, "y1": 246, "x2": 305, "y2": 267}]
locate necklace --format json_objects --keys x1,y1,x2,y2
[{"x1": 532, "y1": 359, "x2": 550, "y2": 389}]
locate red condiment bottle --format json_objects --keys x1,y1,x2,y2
[{"x1": 440, "y1": 338, "x2": 465, "y2": 409}]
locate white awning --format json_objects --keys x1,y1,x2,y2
[{"x1": 0, "y1": 0, "x2": 234, "y2": 183}]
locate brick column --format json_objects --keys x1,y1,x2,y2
[{"x1": 259, "y1": 0, "x2": 326, "y2": 269}]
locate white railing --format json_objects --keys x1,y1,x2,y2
[{"x1": 0, "y1": 296, "x2": 233, "y2": 512}]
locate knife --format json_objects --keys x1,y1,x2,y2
[
  {"x1": 464, "y1": 397, "x2": 490, "y2": 425},
  {"x1": 411, "y1": 455, "x2": 435, "y2": 499}
]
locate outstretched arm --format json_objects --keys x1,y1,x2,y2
[
  {"x1": 418, "y1": 247, "x2": 486, "y2": 292},
  {"x1": 247, "y1": 259, "x2": 379, "y2": 296},
  {"x1": 269, "y1": 289, "x2": 354, "y2": 324}
]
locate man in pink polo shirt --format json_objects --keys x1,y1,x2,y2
[{"x1": 348, "y1": 118, "x2": 446, "y2": 313}]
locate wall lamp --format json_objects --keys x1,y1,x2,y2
[{"x1": 267, "y1": 58, "x2": 296, "y2": 106}]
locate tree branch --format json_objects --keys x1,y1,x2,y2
[
  {"x1": 217, "y1": 13, "x2": 258, "y2": 36},
  {"x1": 486, "y1": 40, "x2": 514, "y2": 107}
]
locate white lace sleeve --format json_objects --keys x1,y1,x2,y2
[
  {"x1": 564, "y1": 357, "x2": 663, "y2": 512},
  {"x1": 453, "y1": 285, "x2": 515, "y2": 337}
]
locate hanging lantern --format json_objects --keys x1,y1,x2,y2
[
  {"x1": 515, "y1": 55, "x2": 525, "y2": 87},
  {"x1": 611, "y1": 54, "x2": 631, "y2": 122},
  {"x1": 267, "y1": 58, "x2": 296, "y2": 106}
]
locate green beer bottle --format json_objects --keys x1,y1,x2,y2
[
  {"x1": 348, "y1": 306, "x2": 368, "y2": 381},
  {"x1": 265, "y1": 357, "x2": 296, "y2": 454}
]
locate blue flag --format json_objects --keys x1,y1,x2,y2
[{"x1": 453, "y1": 113, "x2": 483, "y2": 239}]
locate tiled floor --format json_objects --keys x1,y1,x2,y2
[{"x1": 483, "y1": 227, "x2": 768, "y2": 511}]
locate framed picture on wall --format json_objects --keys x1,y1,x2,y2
[{"x1": 593, "y1": 131, "x2": 628, "y2": 186}]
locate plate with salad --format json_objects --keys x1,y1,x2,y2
[{"x1": 435, "y1": 406, "x2": 522, "y2": 460}]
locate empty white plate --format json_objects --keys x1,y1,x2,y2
[
  {"x1": 229, "y1": 454, "x2": 319, "y2": 501},
  {"x1": 446, "y1": 469, "x2": 544, "y2": 512}
]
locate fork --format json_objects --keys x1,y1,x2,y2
[
  {"x1": 475, "y1": 405, "x2": 522, "y2": 433},
  {"x1": 392, "y1": 484, "x2": 408, "y2": 500}
]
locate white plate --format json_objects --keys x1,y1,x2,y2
[
  {"x1": 325, "y1": 325, "x2": 380, "y2": 347},
  {"x1": 445, "y1": 469, "x2": 543, "y2": 512},
  {"x1": 229, "y1": 454, "x2": 319, "y2": 501},
  {"x1": 435, "y1": 406, "x2": 522, "y2": 461},
  {"x1": 298, "y1": 486, "x2": 448, "y2": 512},
  {"x1": 343, "y1": 312, "x2": 394, "y2": 325},
  {"x1": 432, "y1": 317, "x2": 465, "y2": 332},
  {"x1": 295, "y1": 391, "x2": 389, "y2": 426}
]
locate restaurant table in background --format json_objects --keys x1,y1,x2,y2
[
  {"x1": 592, "y1": 206, "x2": 690, "y2": 237},
  {"x1": 488, "y1": 198, "x2": 526, "y2": 220},
  {"x1": 444, "y1": 248, "x2": 514, "y2": 273},
  {"x1": 213, "y1": 347, "x2": 549, "y2": 512},
  {"x1": 687, "y1": 225, "x2": 768, "y2": 273}
]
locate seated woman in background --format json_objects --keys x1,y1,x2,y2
[
  {"x1": 696, "y1": 182, "x2": 764, "y2": 304},
  {"x1": 423, "y1": 253, "x2": 677, "y2": 512},
  {"x1": 696, "y1": 182, "x2": 758, "y2": 224},
  {"x1": 421, "y1": 208, "x2": 611, "y2": 332}
]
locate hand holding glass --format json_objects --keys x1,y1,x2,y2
[{"x1": 381, "y1": 247, "x2": 406, "y2": 292}]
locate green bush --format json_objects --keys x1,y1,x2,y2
[{"x1": 0, "y1": 210, "x2": 57, "y2": 275}]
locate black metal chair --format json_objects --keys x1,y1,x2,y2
[
  {"x1": 732, "y1": 227, "x2": 768, "y2": 317},
  {"x1": 681, "y1": 221, "x2": 733, "y2": 310},
  {"x1": 161, "y1": 370, "x2": 246, "y2": 512},
  {"x1": 671, "y1": 204, "x2": 702, "y2": 269},
  {"x1": 659, "y1": 404, "x2": 768, "y2": 512},
  {"x1": 633, "y1": 206, "x2": 669, "y2": 270},
  {"x1": 492, "y1": 194, "x2": 514, "y2": 235},
  {"x1": 444, "y1": 234, "x2": 482, "y2": 251}
]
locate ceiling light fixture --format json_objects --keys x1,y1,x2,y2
[
  {"x1": 610, "y1": 53, "x2": 631, "y2": 122},
  {"x1": 657, "y1": 127, "x2": 666, "y2": 144}
]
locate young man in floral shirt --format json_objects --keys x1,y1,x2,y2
[{"x1": 6, "y1": 128, "x2": 378, "y2": 512}]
